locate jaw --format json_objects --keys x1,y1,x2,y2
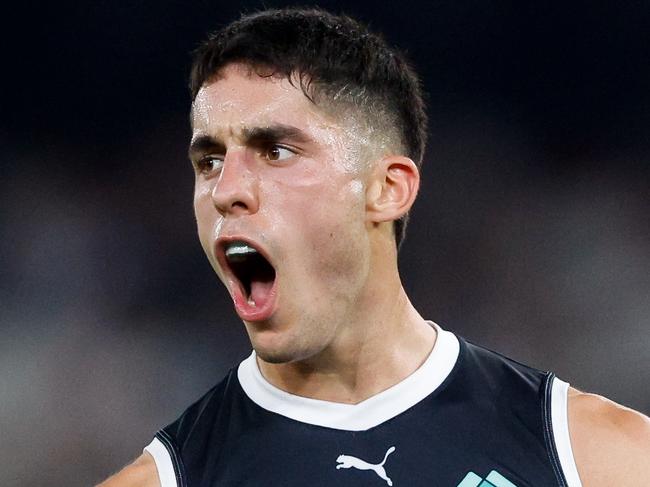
[
  {"x1": 248, "y1": 252, "x2": 401, "y2": 370},
  {"x1": 244, "y1": 293, "x2": 356, "y2": 367}
]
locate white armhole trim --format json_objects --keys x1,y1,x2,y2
[
  {"x1": 144, "y1": 437, "x2": 178, "y2": 487},
  {"x1": 551, "y1": 377, "x2": 583, "y2": 487}
]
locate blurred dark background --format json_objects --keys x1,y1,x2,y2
[{"x1": 1, "y1": 1, "x2": 648, "y2": 485}]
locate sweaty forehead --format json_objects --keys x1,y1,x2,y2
[
  {"x1": 191, "y1": 64, "x2": 334, "y2": 135},
  {"x1": 190, "y1": 64, "x2": 384, "y2": 173}
]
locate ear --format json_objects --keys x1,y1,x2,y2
[{"x1": 366, "y1": 155, "x2": 420, "y2": 223}]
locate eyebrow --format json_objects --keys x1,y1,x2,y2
[{"x1": 188, "y1": 124, "x2": 312, "y2": 158}]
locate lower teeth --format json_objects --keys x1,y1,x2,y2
[{"x1": 247, "y1": 297, "x2": 256, "y2": 307}]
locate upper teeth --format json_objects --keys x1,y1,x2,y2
[{"x1": 225, "y1": 242, "x2": 258, "y2": 263}]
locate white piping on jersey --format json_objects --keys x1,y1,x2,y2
[
  {"x1": 237, "y1": 321, "x2": 460, "y2": 431},
  {"x1": 144, "y1": 437, "x2": 177, "y2": 487},
  {"x1": 551, "y1": 377, "x2": 583, "y2": 487}
]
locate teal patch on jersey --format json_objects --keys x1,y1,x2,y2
[
  {"x1": 485, "y1": 470, "x2": 517, "y2": 487},
  {"x1": 457, "y1": 471, "x2": 482, "y2": 487},
  {"x1": 457, "y1": 470, "x2": 518, "y2": 487}
]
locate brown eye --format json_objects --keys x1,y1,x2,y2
[
  {"x1": 198, "y1": 156, "x2": 223, "y2": 175},
  {"x1": 265, "y1": 145, "x2": 294, "y2": 161}
]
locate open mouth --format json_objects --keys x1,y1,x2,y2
[{"x1": 222, "y1": 240, "x2": 276, "y2": 309}]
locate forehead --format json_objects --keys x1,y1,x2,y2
[{"x1": 191, "y1": 64, "x2": 337, "y2": 136}]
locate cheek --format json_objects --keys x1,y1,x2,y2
[
  {"x1": 267, "y1": 176, "x2": 366, "y2": 234},
  {"x1": 193, "y1": 184, "x2": 219, "y2": 260},
  {"x1": 290, "y1": 179, "x2": 368, "y2": 276},
  {"x1": 311, "y1": 179, "x2": 366, "y2": 229}
]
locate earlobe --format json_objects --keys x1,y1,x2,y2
[{"x1": 366, "y1": 155, "x2": 420, "y2": 223}]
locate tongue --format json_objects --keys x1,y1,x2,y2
[{"x1": 249, "y1": 277, "x2": 274, "y2": 306}]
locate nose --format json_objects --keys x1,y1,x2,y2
[{"x1": 211, "y1": 150, "x2": 259, "y2": 217}]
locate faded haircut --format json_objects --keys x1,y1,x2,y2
[{"x1": 189, "y1": 7, "x2": 428, "y2": 249}]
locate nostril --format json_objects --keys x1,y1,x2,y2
[
  {"x1": 232, "y1": 201, "x2": 248, "y2": 210},
  {"x1": 214, "y1": 199, "x2": 249, "y2": 217}
]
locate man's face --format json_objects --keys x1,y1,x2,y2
[{"x1": 190, "y1": 64, "x2": 374, "y2": 364}]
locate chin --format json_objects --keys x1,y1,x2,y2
[
  {"x1": 248, "y1": 328, "x2": 321, "y2": 365},
  {"x1": 244, "y1": 324, "x2": 294, "y2": 364},
  {"x1": 253, "y1": 347, "x2": 296, "y2": 364},
  {"x1": 251, "y1": 337, "x2": 309, "y2": 364}
]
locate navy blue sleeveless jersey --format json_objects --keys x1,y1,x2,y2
[{"x1": 144, "y1": 324, "x2": 582, "y2": 487}]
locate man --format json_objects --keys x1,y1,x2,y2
[{"x1": 99, "y1": 8, "x2": 650, "y2": 487}]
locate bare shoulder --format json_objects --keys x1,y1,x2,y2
[
  {"x1": 96, "y1": 452, "x2": 160, "y2": 487},
  {"x1": 568, "y1": 386, "x2": 650, "y2": 486}
]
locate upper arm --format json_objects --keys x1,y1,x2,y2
[
  {"x1": 96, "y1": 451, "x2": 161, "y2": 487},
  {"x1": 568, "y1": 387, "x2": 650, "y2": 486}
]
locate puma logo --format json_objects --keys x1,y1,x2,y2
[{"x1": 335, "y1": 446, "x2": 396, "y2": 486}]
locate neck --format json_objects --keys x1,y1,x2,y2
[{"x1": 257, "y1": 241, "x2": 436, "y2": 404}]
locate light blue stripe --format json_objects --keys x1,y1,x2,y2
[
  {"x1": 485, "y1": 470, "x2": 518, "y2": 487},
  {"x1": 456, "y1": 471, "x2": 483, "y2": 487}
]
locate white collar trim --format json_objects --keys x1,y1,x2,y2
[{"x1": 237, "y1": 322, "x2": 460, "y2": 431}]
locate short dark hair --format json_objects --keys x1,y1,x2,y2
[{"x1": 190, "y1": 7, "x2": 428, "y2": 248}]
